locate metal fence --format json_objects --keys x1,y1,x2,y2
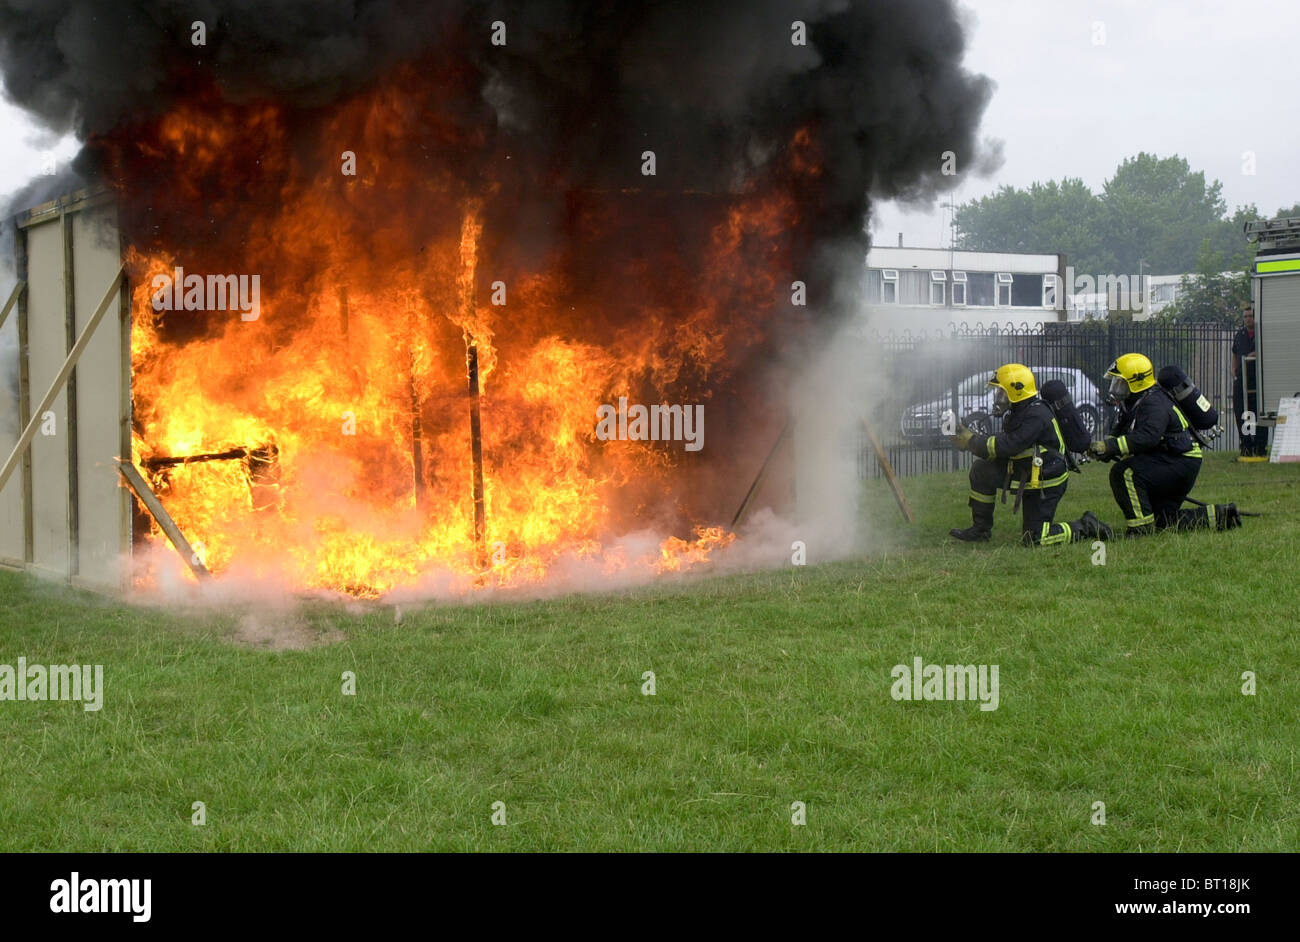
[{"x1": 859, "y1": 321, "x2": 1239, "y2": 479}]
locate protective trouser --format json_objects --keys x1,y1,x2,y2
[
  {"x1": 1233, "y1": 374, "x2": 1269, "y2": 455},
  {"x1": 1108, "y1": 452, "x2": 1200, "y2": 533},
  {"x1": 968, "y1": 457, "x2": 1079, "y2": 545}
]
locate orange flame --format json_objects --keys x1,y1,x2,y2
[{"x1": 117, "y1": 80, "x2": 802, "y2": 597}]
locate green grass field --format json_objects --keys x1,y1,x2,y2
[{"x1": 1, "y1": 452, "x2": 1296, "y2": 851}]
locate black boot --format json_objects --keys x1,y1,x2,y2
[
  {"x1": 1074, "y1": 511, "x2": 1114, "y2": 541},
  {"x1": 1124, "y1": 523, "x2": 1156, "y2": 538},
  {"x1": 951, "y1": 497, "x2": 994, "y2": 542}
]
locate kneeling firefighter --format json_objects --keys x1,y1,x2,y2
[
  {"x1": 949, "y1": 363, "x2": 1112, "y2": 545},
  {"x1": 1088, "y1": 353, "x2": 1241, "y2": 534}
]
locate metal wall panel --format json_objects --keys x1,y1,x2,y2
[{"x1": 1261, "y1": 275, "x2": 1300, "y2": 415}]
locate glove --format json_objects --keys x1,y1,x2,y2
[
  {"x1": 950, "y1": 425, "x2": 974, "y2": 450},
  {"x1": 1088, "y1": 440, "x2": 1109, "y2": 459}
]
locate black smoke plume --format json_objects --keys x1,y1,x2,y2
[{"x1": 0, "y1": 0, "x2": 998, "y2": 302}]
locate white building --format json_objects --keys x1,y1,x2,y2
[
  {"x1": 864, "y1": 246, "x2": 1066, "y2": 333},
  {"x1": 1066, "y1": 273, "x2": 1233, "y2": 322},
  {"x1": 1143, "y1": 275, "x2": 1184, "y2": 317}
]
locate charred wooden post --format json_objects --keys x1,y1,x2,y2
[
  {"x1": 467, "y1": 342, "x2": 487, "y2": 569},
  {"x1": 142, "y1": 447, "x2": 254, "y2": 469},
  {"x1": 457, "y1": 203, "x2": 488, "y2": 570},
  {"x1": 410, "y1": 363, "x2": 426, "y2": 513}
]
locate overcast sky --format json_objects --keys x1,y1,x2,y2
[
  {"x1": 1, "y1": 0, "x2": 1296, "y2": 246},
  {"x1": 871, "y1": 0, "x2": 1300, "y2": 247}
]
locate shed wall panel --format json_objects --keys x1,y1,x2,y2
[
  {"x1": 24, "y1": 220, "x2": 70, "y2": 576},
  {"x1": 0, "y1": 306, "x2": 20, "y2": 563},
  {"x1": 72, "y1": 204, "x2": 128, "y2": 589}
]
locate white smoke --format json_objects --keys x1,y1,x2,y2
[{"x1": 786, "y1": 325, "x2": 874, "y2": 562}]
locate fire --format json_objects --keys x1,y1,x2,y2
[{"x1": 108, "y1": 74, "x2": 803, "y2": 597}]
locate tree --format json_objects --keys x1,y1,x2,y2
[
  {"x1": 952, "y1": 153, "x2": 1289, "y2": 279},
  {"x1": 1100, "y1": 153, "x2": 1228, "y2": 274},
  {"x1": 955, "y1": 178, "x2": 1113, "y2": 273}
]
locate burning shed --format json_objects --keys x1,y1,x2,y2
[{"x1": 0, "y1": 1, "x2": 995, "y2": 599}]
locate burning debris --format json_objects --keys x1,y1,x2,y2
[{"x1": 0, "y1": 1, "x2": 995, "y2": 597}]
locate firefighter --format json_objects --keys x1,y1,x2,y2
[
  {"x1": 1232, "y1": 304, "x2": 1268, "y2": 457},
  {"x1": 948, "y1": 363, "x2": 1113, "y2": 545},
  {"x1": 1088, "y1": 352, "x2": 1241, "y2": 534}
]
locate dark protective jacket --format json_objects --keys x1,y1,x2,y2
[
  {"x1": 1233, "y1": 326, "x2": 1261, "y2": 392},
  {"x1": 1101, "y1": 385, "x2": 1202, "y2": 460},
  {"x1": 967, "y1": 397, "x2": 1069, "y2": 489}
]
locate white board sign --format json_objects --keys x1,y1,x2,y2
[{"x1": 1270, "y1": 397, "x2": 1300, "y2": 463}]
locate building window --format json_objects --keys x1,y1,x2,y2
[
  {"x1": 967, "y1": 272, "x2": 995, "y2": 306},
  {"x1": 881, "y1": 268, "x2": 898, "y2": 304},
  {"x1": 951, "y1": 270, "x2": 967, "y2": 306},
  {"x1": 996, "y1": 272, "x2": 1013, "y2": 306},
  {"x1": 929, "y1": 270, "x2": 946, "y2": 305},
  {"x1": 1042, "y1": 274, "x2": 1058, "y2": 309}
]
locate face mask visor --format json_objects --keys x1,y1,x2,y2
[
  {"x1": 992, "y1": 386, "x2": 1011, "y2": 416},
  {"x1": 1108, "y1": 375, "x2": 1130, "y2": 402}
]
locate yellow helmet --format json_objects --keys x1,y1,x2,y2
[
  {"x1": 987, "y1": 363, "x2": 1036, "y2": 417},
  {"x1": 988, "y1": 363, "x2": 1037, "y2": 402},
  {"x1": 1105, "y1": 353, "x2": 1155, "y2": 400}
]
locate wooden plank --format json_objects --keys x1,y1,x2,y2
[
  {"x1": 118, "y1": 267, "x2": 132, "y2": 590},
  {"x1": 731, "y1": 419, "x2": 791, "y2": 529},
  {"x1": 863, "y1": 418, "x2": 914, "y2": 524},
  {"x1": 14, "y1": 187, "x2": 115, "y2": 229},
  {"x1": 0, "y1": 280, "x2": 23, "y2": 332},
  {"x1": 0, "y1": 266, "x2": 123, "y2": 494},
  {"x1": 467, "y1": 343, "x2": 486, "y2": 567},
  {"x1": 16, "y1": 227, "x2": 32, "y2": 562},
  {"x1": 0, "y1": 269, "x2": 28, "y2": 565},
  {"x1": 63, "y1": 210, "x2": 79, "y2": 577},
  {"x1": 115, "y1": 460, "x2": 211, "y2": 581}
]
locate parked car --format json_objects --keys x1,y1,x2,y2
[{"x1": 900, "y1": 367, "x2": 1106, "y2": 446}]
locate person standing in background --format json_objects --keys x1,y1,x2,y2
[{"x1": 1233, "y1": 304, "x2": 1268, "y2": 457}]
